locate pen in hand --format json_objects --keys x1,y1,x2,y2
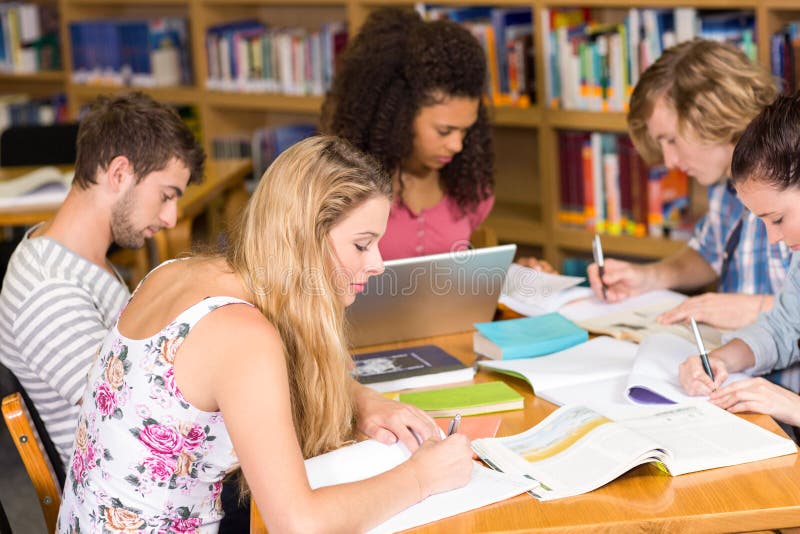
[
  {"x1": 689, "y1": 317, "x2": 715, "y2": 388},
  {"x1": 447, "y1": 413, "x2": 461, "y2": 436},
  {"x1": 592, "y1": 234, "x2": 608, "y2": 300}
]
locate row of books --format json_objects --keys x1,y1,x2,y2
[
  {"x1": 0, "y1": 93, "x2": 67, "y2": 132},
  {"x1": 69, "y1": 17, "x2": 191, "y2": 87},
  {"x1": 418, "y1": 5, "x2": 535, "y2": 108},
  {"x1": 543, "y1": 8, "x2": 756, "y2": 111},
  {"x1": 771, "y1": 21, "x2": 800, "y2": 94},
  {"x1": 557, "y1": 130, "x2": 690, "y2": 239},
  {"x1": 205, "y1": 20, "x2": 347, "y2": 95},
  {"x1": 212, "y1": 123, "x2": 316, "y2": 182},
  {"x1": 0, "y1": 2, "x2": 59, "y2": 73}
]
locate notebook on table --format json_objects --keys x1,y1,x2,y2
[{"x1": 346, "y1": 244, "x2": 517, "y2": 347}]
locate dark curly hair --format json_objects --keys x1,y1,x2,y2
[{"x1": 321, "y1": 7, "x2": 493, "y2": 212}]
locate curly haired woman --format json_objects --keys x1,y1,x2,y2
[{"x1": 322, "y1": 7, "x2": 495, "y2": 261}]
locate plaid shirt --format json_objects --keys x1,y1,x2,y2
[{"x1": 689, "y1": 180, "x2": 799, "y2": 395}]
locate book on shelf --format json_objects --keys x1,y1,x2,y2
[
  {"x1": 498, "y1": 263, "x2": 592, "y2": 317},
  {"x1": 396, "y1": 381, "x2": 523, "y2": 418},
  {"x1": 304, "y1": 438, "x2": 537, "y2": 534},
  {"x1": 473, "y1": 314, "x2": 588, "y2": 361},
  {"x1": 0, "y1": 165, "x2": 73, "y2": 209},
  {"x1": 353, "y1": 345, "x2": 475, "y2": 393},
  {"x1": 472, "y1": 402, "x2": 796, "y2": 502},
  {"x1": 560, "y1": 289, "x2": 727, "y2": 349},
  {"x1": 478, "y1": 333, "x2": 748, "y2": 408}
]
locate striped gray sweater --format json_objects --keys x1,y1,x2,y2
[{"x1": 0, "y1": 229, "x2": 129, "y2": 466}]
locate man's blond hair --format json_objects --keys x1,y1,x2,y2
[{"x1": 628, "y1": 39, "x2": 778, "y2": 163}]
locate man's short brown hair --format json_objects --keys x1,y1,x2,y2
[{"x1": 72, "y1": 92, "x2": 205, "y2": 189}]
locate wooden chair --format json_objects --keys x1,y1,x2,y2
[{"x1": 1, "y1": 392, "x2": 62, "y2": 534}]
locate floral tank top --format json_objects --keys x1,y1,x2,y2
[{"x1": 57, "y1": 295, "x2": 253, "y2": 533}]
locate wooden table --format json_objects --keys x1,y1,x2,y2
[
  {"x1": 252, "y1": 331, "x2": 800, "y2": 533},
  {"x1": 0, "y1": 159, "x2": 252, "y2": 277}
]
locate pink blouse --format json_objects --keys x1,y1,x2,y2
[{"x1": 379, "y1": 194, "x2": 495, "y2": 261}]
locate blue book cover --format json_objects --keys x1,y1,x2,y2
[
  {"x1": 353, "y1": 344, "x2": 468, "y2": 385},
  {"x1": 474, "y1": 314, "x2": 588, "y2": 360}
]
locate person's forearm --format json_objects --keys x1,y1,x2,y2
[
  {"x1": 712, "y1": 338, "x2": 756, "y2": 373},
  {"x1": 651, "y1": 246, "x2": 718, "y2": 292}
]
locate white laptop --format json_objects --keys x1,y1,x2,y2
[{"x1": 346, "y1": 244, "x2": 517, "y2": 347}]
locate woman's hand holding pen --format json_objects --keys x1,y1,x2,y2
[
  {"x1": 403, "y1": 434, "x2": 473, "y2": 500},
  {"x1": 586, "y1": 258, "x2": 653, "y2": 302},
  {"x1": 678, "y1": 354, "x2": 728, "y2": 396}
]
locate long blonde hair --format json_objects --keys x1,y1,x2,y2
[
  {"x1": 227, "y1": 136, "x2": 391, "y2": 458},
  {"x1": 628, "y1": 39, "x2": 778, "y2": 163}
]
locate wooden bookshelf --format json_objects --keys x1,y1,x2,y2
[{"x1": 0, "y1": 0, "x2": 790, "y2": 266}]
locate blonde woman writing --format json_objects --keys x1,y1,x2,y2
[{"x1": 57, "y1": 136, "x2": 472, "y2": 533}]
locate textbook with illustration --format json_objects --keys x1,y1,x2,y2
[
  {"x1": 499, "y1": 263, "x2": 592, "y2": 316},
  {"x1": 304, "y1": 438, "x2": 538, "y2": 533},
  {"x1": 559, "y1": 289, "x2": 727, "y2": 348},
  {"x1": 473, "y1": 314, "x2": 588, "y2": 360},
  {"x1": 478, "y1": 334, "x2": 748, "y2": 407},
  {"x1": 472, "y1": 402, "x2": 797, "y2": 501},
  {"x1": 396, "y1": 381, "x2": 524, "y2": 417},
  {"x1": 353, "y1": 345, "x2": 475, "y2": 393},
  {"x1": 0, "y1": 166, "x2": 74, "y2": 209}
]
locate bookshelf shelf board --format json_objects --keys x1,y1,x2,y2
[
  {"x1": 490, "y1": 105, "x2": 541, "y2": 128},
  {"x1": 543, "y1": 0, "x2": 757, "y2": 7},
  {"x1": 0, "y1": 71, "x2": 66, "y2": 83},
  {"x1": 201, "y1": 0, "x2": 345, "y2": 4},
  {"x1": 205, "y1": 92, "x2": 323, "y2": 113},
  {"x1": 65, "y1": 0, "x2": 188, "y2": 4},
  {"x1": 486, "y1": 203, "x2": 545, "y2": 245},
  {"x1": 68, "y1": 84, "x2": 200, "y2": 104},
  {"x1": 545, "y1": 110, "x2": 627, "y2": 132},
  {"x1": 763, "y1": 0, "x2": 800, "y2": 8},
  {"x1": 554, "y1": 227, "x2": 687, "y2": 259}
]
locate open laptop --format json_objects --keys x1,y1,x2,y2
[{"x1": 346, "y1": 244, "x2": 517, "y2": 347}]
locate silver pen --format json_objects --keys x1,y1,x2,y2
[
  {"x1": 690, "y1": 317, "x2": 714, "y2": 382},
  {"x1": 592, "y1": 234, "x2": 607, "y2": 300}
]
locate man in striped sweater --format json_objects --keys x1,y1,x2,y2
[{"x1": 0, "y1": 92, "x2": 205, "y2": 467}]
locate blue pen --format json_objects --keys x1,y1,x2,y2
[{"x1": 690, "y1": 317, "x2": 715, "y2": 383}]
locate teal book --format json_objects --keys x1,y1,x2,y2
[{"x1": 473, "y1": 313, "x2": 588, "y2": 360}]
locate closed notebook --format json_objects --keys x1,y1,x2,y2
[
  {"x1": 474, "y1": 313, "x2": 588, "y2": 360},
  {"x1": 353, "y1": 345, "x2": 475, "y2": 393},
  {"x1": 398, "y1": 381, "x2": 523, "y2": 417}
]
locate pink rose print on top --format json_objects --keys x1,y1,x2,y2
[
  {"x1": 95, "y1": 383, "x2": 117, "y2": 417},
  {"x1": 138, "y1": 424, "x2": 184, "y2": 456},
  {"x1": 171, "y1": 516, "x2": 203, "y2": 533},
  {"x1": 142, "y1": 455, "x2": 177, "y2": 481}
]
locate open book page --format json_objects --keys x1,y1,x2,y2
[
  {"x1": 598, "y1": 402, "x2": 797, "y2": 475},
  {"x1": 499, "y1": 263, "x2": 592, "y2": 316},
  {"x1": 478, "y1": 336, "x2": 638, "y2": 397},
  {"x1": 304, "y1": 439, "x2": 537, "y2": 534},
  {"x1": 0, "y1": 166, "x2": 74, "y2": 209},
  {"x1": 559, "y1": 289, "x2": 684, "y2": 322},
  {"x1": 626, "y1": 333, "x2": 748, "y2": 405},
  {"x1": 472, "y1": 405, "x2": 667, "y2": 501},
  {"x1": 566, "y1": 296, "x2": 727, "y2": 348}
]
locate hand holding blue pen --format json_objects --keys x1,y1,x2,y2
[{"x1": 690, "y1": 317, "x2": 715, "y2": 386}]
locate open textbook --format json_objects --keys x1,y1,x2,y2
[
  {"x1": 304, "y1": 439, "x2": 537, "y2": 534},
  {"x1": 478, "y1": 334, "x2": 748, "y2": 407},
  {"x1": 499, "y1": 263, "x2": 592, "y2": 316},
  {"x1": 0, "y1": 165, "x2": 73, "y2": 209},
  {"x1": 559, "y1": 289, "x2": 728, "y2": 349},
  {"x1": 472, "y1": 402, "x2": 797, "y2": 501}
]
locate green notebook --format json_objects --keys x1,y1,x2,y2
[{"x1": 398, "y1": 381, "x2": 524, "y2": 418}]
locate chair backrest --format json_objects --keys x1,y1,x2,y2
[
  {"x1": 1, "y1": 392, "x2": 62, "y2": 534},
  {"x1": 470, "y1": 224, "x2": 499, "y2": 249},
  {"x1": 0, "y1": 123, "x2": 79, "y2": 167}
]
